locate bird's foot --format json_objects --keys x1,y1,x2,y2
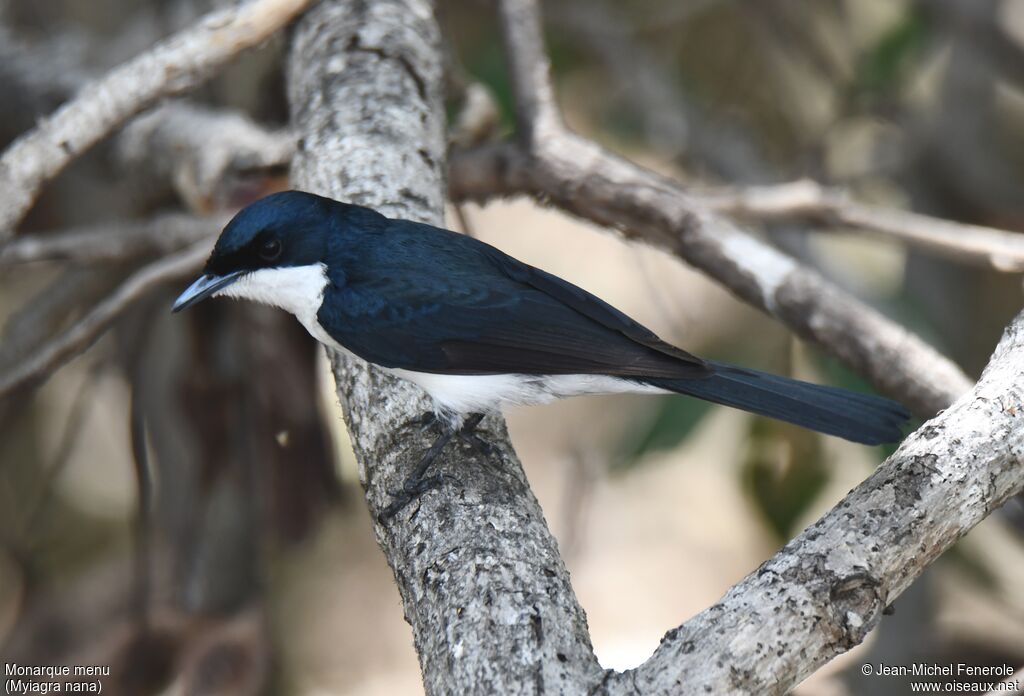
[
  {"x1": 379, "y1": 417, "x2": 461, "y2": 521},
  {"x1": 405, "y1": 411, "x2": 494, "y2": 454},
  {"x1": 457, "y1": 430, "x2": 495, "y2": 458},
  {"x1": 454, "y1": 413, "x2": 493, "y2": 457},
  {"x1": 378, "y1": 413, "x2": 493, "y2": 521},
  {"x1": 379, "y1": 473, "x2": 451, "y2": 521},
  {"x1": 406, "y1": 411, "x2": 441, "y2": 434}
]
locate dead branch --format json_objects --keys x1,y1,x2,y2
[
  {"x1": 0, "y1": 0, "x2": 313, "y2": 239},
  {"x1": 0, "y1": 213, "x2": 220, "y2": 267},
  {"x1": 117, "y1": 103, "x2": 294, "y2": 213},
  {"x1": 287, "y1": 1, "x2": 602, "y2": 692},
  {"x1": 0, "y1": 241, "x2": 210, "y2": 398},
  {"x1": 702, "y1": 179, "x2": 1024, "y2": 272}
]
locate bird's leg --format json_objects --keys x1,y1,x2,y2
[
  {"x1": 405, "y1": 410, "x2": 439, "y2": 433},
  {"x1": 380, "y1": 427, "x2": 456, "y2": 520},
  {"x1": 453, "y1": 412, "x2": 494, "y2": 457},
  {"x1": 380, "y1": 412, "x2": 489, "y2": 520}
]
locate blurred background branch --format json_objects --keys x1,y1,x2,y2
[
  {"x1": 0, "y1": 0, "x2": 312, "y2": 238},
  {"x1": 702, "y1": 179, "x2": 1024, "y2": 272},
  {"x1": 0, "y1": 239, "x2": 209, "y2": 398},
  {"x1": 0, "y1": 213, "x2": 220, "y2": 267}
]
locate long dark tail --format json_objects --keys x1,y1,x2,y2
[{"x1": 644, "y1": 360, "x2": 910, "y2": 445}]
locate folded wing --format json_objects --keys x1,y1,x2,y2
[{"x1": 317, "y1": 225, "x2": 710, "y2": 379}]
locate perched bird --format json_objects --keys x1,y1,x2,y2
[{"x1": 174, "y1": 191, "x2": 908, "y2": 508}]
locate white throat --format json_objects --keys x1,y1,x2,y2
[{"x1": 216, "y1": 264, "x2": 338, "y2": 347}]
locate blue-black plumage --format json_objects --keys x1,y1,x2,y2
[{"x1": 173, "y1": 190, "x2": 909, "y2": 446}]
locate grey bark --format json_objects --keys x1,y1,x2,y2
[
  {"x1": 613, "y1": 310, "x2": 1024, "y2": 695},
  {"x1": 285, "y1": 2, "x2": 602, "y2": 693}
]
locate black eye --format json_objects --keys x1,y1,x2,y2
[{"x1": 259, "y1": 238, "x2": 282, "y2": 261}]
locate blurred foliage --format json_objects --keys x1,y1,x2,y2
[
  {"x1": 612, "y1": 395, "x2": 713, "y2": 470},
  {"x1": 460, "y1": 37, "x2": 516, "y2": 131},
  {"x1": 855, "y1": 7, "x2": 928, "y2": 98},
  {"x1": 740, "y1": 419, "x2": 830, "y2": 540}
]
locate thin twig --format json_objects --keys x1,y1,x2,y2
[
  {"x1": 0, "y1": 0, "x2": 313, "y2": 239},
  {"x1": 0, "y1": 241, "x2": 210, "y2": 398},
  {"x1": 451, "y1": 203, "x2": 477, "y2": 239},
  {"x1": 129, "y1": 384, "x2": 152, "y2": 630},
  {"x1": 702, "y1": 179, "x2": 1024, "y2": 272},
  {"x1": 0, "y1": 213, "x2": 220, "y2": 267},
  {"x1": 497, "y1": 0, "x2": 562, "y2": 140}
]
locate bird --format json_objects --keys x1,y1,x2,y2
[{"x1": 173, "y1": 190, "x2": 909, "y2": 511}]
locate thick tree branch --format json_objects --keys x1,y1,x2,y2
[
  {"x1": 0, "y1": 0, "x2": 313, "y2": 239},
  {"x1": 286, "y1": 2, "x2": 601, "y2": 693},
  {"x1": 617, "y1": 310, "x2": 1024, "y2": 695},
  {"x1": 0, "y1": 241, "x2": 209, "y2": 398}
]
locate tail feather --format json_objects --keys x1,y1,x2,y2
[{"x1": 644, "y1": 360, "x2": 910, "y2": 445}]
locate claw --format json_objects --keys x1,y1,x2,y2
[
  {"x1": 459, "y1": 432, "x2": 495, "y2": 458},
  {"x1": 378, "y1": 412, "x2": 491, "y2": 521},
  {"x1": 405, "y1": 411, "x2": 440, "y2": 434},
  {"x1": 379, "y1": 474, "x2": 448, "y2": 520}
]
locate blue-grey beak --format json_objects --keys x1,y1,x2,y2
[{"x1": 172, "y1": 271, "x2": 243, "y2": 312}]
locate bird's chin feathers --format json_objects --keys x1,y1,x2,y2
[{"x1": 216, "y1": 263, "x2": 331, "y2": 331}]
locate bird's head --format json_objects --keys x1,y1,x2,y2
[{"x1": 172, "y1": 190, "x2": 338, "y2": 315}]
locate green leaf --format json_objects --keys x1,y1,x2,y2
[
  {"x1": 856, "y1": 9, "x2": 928, "y2": 95},
  {"x1": 613, "y1": 395, "x2": 713, "y2": 471},
  {"x1": 740, "y1": 419, "x2": 830, "y2": 540}
]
